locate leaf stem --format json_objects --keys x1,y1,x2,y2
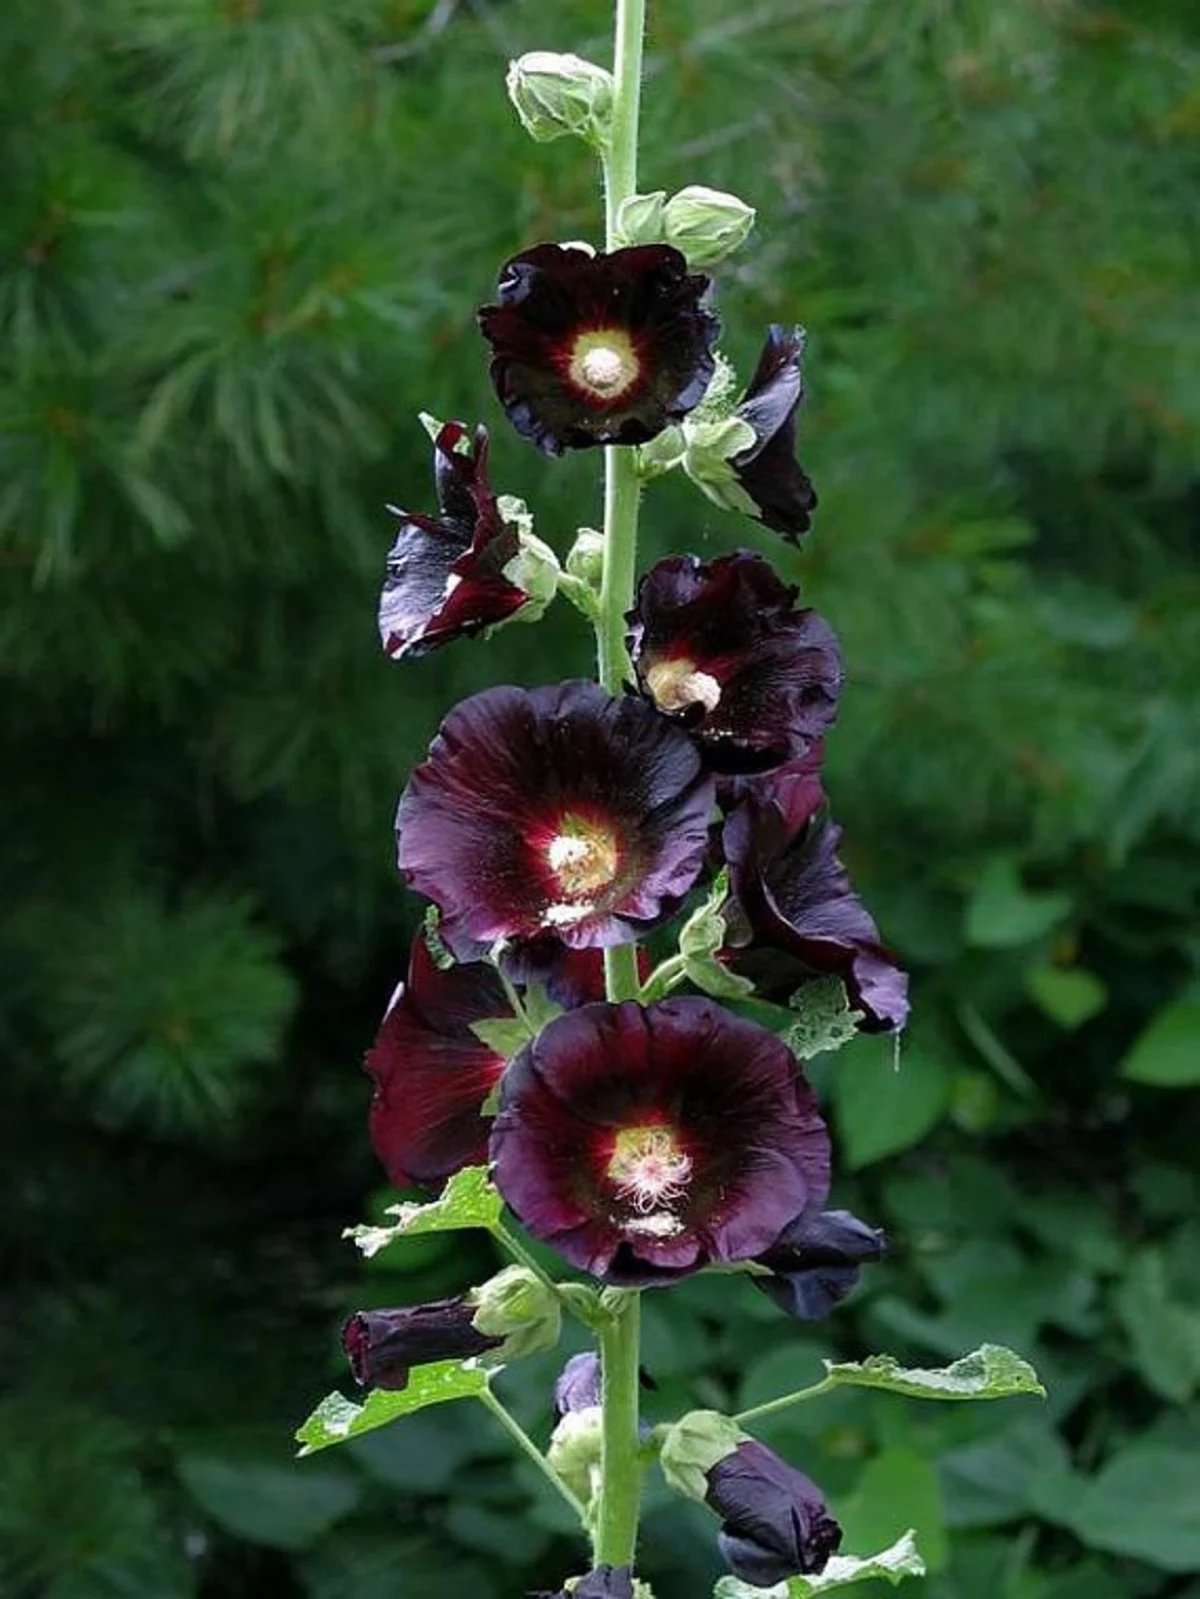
[
  {"x1": 733, "y1": 1374, "x2": 838, "y2": 1426},
  {"x1": 480, "y1": 1387, "x2": 589, "y2": 1521}
]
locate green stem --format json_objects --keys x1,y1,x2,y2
[
  {"x1": 480, "y1": 1388, "x2": 589, "y2": 1522},
  {"x1": 733, "y1": 1374, "x2": 838, "y2": 1427},
  {"x1": 594, "y1": 1294, "x2": 643, "y2": 1565}
]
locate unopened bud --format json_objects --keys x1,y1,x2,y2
[
  {"x1": 663, "y1": 185, "x2": 756, "y2": 268},
  {"x1": 499, "y1": 497, "x2": 560, "y2": 624},
  {"x1": 565, "y1": 527, "x2": 605, "y2": 586},
  {"x1": 614, "y1": 190, "x2": 668, "y2": 247},
  {"x1": 506, "y1": 52, "x2": 614, "y2": 148},
  {"x1": 547, "y1": 1407, "x2": 604, "y2": 1505}
]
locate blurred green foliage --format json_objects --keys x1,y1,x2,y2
[{"x1": 2, "y1": 0, "x2": 1199, "y2": 1595}]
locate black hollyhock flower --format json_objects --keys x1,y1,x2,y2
[
  {"x1": 731, "y1": 326, "x2": 818, "y2": 543},
  {"x1": 343, "y1": 1299, "x2": 502, "y2": 1391},
  {"x1": 366, "y1": 933, "x2": 510, "y2": 1189},
  {"x1": 707, "y1": 1440, "x2": 842, "y2": 1585},
  {"x1": 379, "y1": 421, "x2": 530, "y2": 658},
  {"x1": 627, "y1": 551, "x2": 842, "y2": 773},
  {"x1": 490, "y1": 997, "x2": 831, "y2": 1284},
  {"x1": 529, "y1": 1568, "x2": 635, "y2": 1599},
  {"x1": 396, "y1": 681, "x2": 714, "y2": 957},
  {"x1": 478, "y1": 243, "x2": 719, "y2": 454},
  {"x1": 723, "y1": 764, "x2": 909, "y2": 1032},
  {"x1": 754, "y1": 1207, "x2": 887, "y2": 1320}
]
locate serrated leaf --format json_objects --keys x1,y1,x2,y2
[
  {"x1": 824, "y1": 1344, "x2": 1044, "y2": 1401},
  {"x1": 713, "y1": 1530, "x2": 925, "y2": 1596},
  {"x1": 1120, "y1": 987, "x2": 1200, "y2": 1086},
  {"x1": 296, "y1": 1363, "x2": 490, "y2": 1455},
  {"x1": 343, "y1": 1167, "x2": 502, "y2": 1257},
  {"x1": 783, "y1": 978, "x2": 863, "y2": 1059}
]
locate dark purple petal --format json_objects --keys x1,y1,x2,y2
[
  {"x1": 528, "y1": 1568, "x2": 635, "y2": 1599},
  {"x1": 342, "y1": 1299, "x2": 501, "y2": 1391},
  {"x1": 755, "y1": 1207, "x2": 887, "y2": 1320},
  {"x1": 478, "y1": 243, "x2": 719, "y2": 454},
  {"x1": 707, "y1": 1440, "x2": 842, "y2": 1583},
  {"x1": 731, "y1": 326, "x2": 817, "y2": 543},
  {"x1": 379, "y1": 421, "x2": 527, "y2": 659},
  {"x1": 490, "y1": 998, "x2": 830, "y2": 1285},
  {"x1": 554, "y1": 1351, "x2": 602, "y2": 1417},
  {"x1": 628, "y1": 551, "x2": 842, "y2": 773},
  {"x1": 366, "y1": 934, "x2": 509, "y2": 1188},
  {"x1": 396, "y1": 681, "x2": 715, "y2": 956},
  {"x1": 723, "y1": 768, "x2": 909, "y2": 1033}
]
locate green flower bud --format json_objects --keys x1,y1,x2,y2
[
  {"x1": 662, "y1": 185, "x2": 756, "y2": 268},
  {"x1": 506, "y1": 52, "x2": 614, "y2": 148},
  {"x1": 614, "y1": 190, "x2": 668, "y2": 247},
  {"x1": 547, "y1": 1407, "x2": 604, "y2": 1506},
  {"x1": 566, "y1": 527, "x2": 605, "y2": 586},
  {"x1": 469, "y1": 1265, "x2": 562, "y2": 1362},
  {"x1": 658, "y1": 1409, "x2": 748, "y2": 1502},
  {"x1": 498, "y1": 496, "x2": 560, "y2": 624},
  {"x1": 680, "y1": 416, "x2": 759, "y2": 516}
]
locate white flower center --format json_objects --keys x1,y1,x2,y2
[
  {"x1": 645, "y1": 657, "x2": 722, "y2": 715},
  {"x1": 543, "y1": 814, "x2": 620, "y2": 898},
  {"x1": 607, "y1": 1125, "x2": 693, "y2": 1215},
  {"x1": 580, "y1": 346, "x2": 626, "y2": 392}
]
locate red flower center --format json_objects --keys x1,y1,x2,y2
[
  {"x1": 605, "y1": 1122, "x2": 693, "y2": 1230},
  {"x1": 566, "y1": 328, "x2": 641, "y2": 405}
]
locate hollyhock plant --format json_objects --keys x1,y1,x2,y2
[
  {"x1": 489, "y1": 996, "x2": 830, "y2": 1283},
  {"x1": 627, "y1": 550, "x2": 842, "y2": 772},
  {"x1": 343, "y1": 1298, "x2": 504, "y2": 1391},
  {"x1": 477, "y1": 242, "x2": 719, "y2": 454},
  {"x1": 378, "y1": 420, "x2": 532, "y2": 658},
  {"x1": 730, "y1": 325, "x2": 819, "y2": 543},
  {"x1": 723, "y1": 762, "x2": 910, "y2": 1032},
  {"x1": 396, "y1": 680, "x2": 714, "y2": 956},
  {"x1": 753, "y1": 1207, "x2": 887, "y2": 1321}
]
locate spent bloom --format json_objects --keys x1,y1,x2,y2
[{"x1": 729, "y1": 326, "x2": 819, "y2": 543}]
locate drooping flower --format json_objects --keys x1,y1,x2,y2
[
  {"x1": 754, "y1": 1207, "x2": 887, "y2": 1320},
  {"x1": 396, "y1": 681, "x2": 714, "y2": 957},
  {"x1": 722, "y1": 763, "x2": 909, "y2": 1032},
  {"x1": 489, "y1": 997, "x2": 831, "y2": 1284},
  {"x1": 378, "y1": 421, "x2": 531, "y2": 658},
  {"x1": 366, "y1": 933, "x2": 511, "y2": 1190},
  {"x1": 477, "y1": 243, "x2": 719, "y2": 454},
  {"x1": 627, "y1": 551, "x2": 842, "y2": 773},
  {"x1": 730, "y1": 326, "x2": 818, "y2": 543},
  {"x1": 707, "y1": 1440, "x2": 842, "y2": 1584}
]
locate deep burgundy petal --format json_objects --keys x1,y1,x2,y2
[
  {"x1": 342, "y1": 1299, "x2": 501, "y2": 1391},
  {"x1": 396, "y1": 681, "x2": 714, "y2": 956},
  {"x1": 478, "y1": 243, "x2": 719, "y2": 454},
  {"x1": 490, "y1": 998, "x2": 830, "y2": 1285},
  {"x1": 379, "y1": 421, "x2": 527, "y2": 659},
  {"x1": 628, "y1": 551, "x2": 842, "y2": 773},
  {"x1": 366, "y1": 934, "x2": 509, "y2": 1188},
  {"x1": 707, "y1": 1440, "x2": 842, "y2": 1583},
  {"x1": 755, "y1": 1207, "x2": 887, "y2": 1320},
  {"x1": 731, "y1": 326, "x2": 818, "y2": 543}
]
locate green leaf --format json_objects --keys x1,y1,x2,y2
[
  {"x1": 1113, "y1": 1251, "x2": 1200, "y2": 1403},
  {"x1": 965, "y1": 858, "x2": 1070, "y2": 949},
  {"x1": 782, "y1": 978, "x2": 864, "y2": 1060},
  {"x1": 832, "y1": 1034, "x2": 951, "y2": 1169},
  {"x1": 296, "y1": 1363, "x2": 490, "y2": 1456},
  {"x1": 1070, "y1": 1443, "x2": 1200, "y2": 1572},
  {"x1": 469, "y1": 1016, "x2": 532, "y2": 1056},
  {"x1": 1025, "y1": 966, "x2": 1107, "y2": 1029},
  {"x1": 713, "y1": 1530, "x2": 925, "y2": 1596},
  {"x1": 836, "y1": 1448, "x2": 948, "y2": 1573},
  {"x1": 824, "y1": 1345, "x2": 1045, "y2": 1402},
  {"x1": 938, "y1": 1418, "x2": 1074, "y2": 1529},
  {"x1": 343, "y1": 1166, "x2": 502, "y2": 1257},
  {"x1": 176, "y1": 1449, "x2": 360, "y2": 1549},
  {"x1": 1120, "y1": 987, "x2": 1200, "y2": 1086},
  {"x1": 675, "y1": 869, "x2": 755, "y2": 1002}
]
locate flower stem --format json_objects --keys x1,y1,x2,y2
[
  {"x1": 733, "y1": 1373, "x2": 838, "y2": 1426},
  {"x1": 480, "y1": 1388, "x2": 589, "y2": 1521},
  {"x1": 594, "y1": 1292, "x2": 643, "y2": 1565}
]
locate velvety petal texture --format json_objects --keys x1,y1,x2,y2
[
  {"x1": 731, "y1": 326, "x2": 818, "y2": 543},
  {"x1": 478, "y1": 243, "x2": 719, "y2": 454},
  {"x1": 396, "y1": 681, "x2": 715, "y2": 956},
  {"x1": 342, "y1": 1299, "x2": 501, "y2": 1391},
  {"x1": 628, "y1": 551, "x2": 843, "y2": 773},
  {"x1": 490, "y1": 997, "x2": 831, "y2": 1285},
  {"x1": 707, "y1": 1440, "x2": 842, "y2": 1584},
  {"x1": 366, "y1": 933, "x2": 510, "y2": 1189},
  {"x1": 378, "y1": 421, "x2": 528, "y2": 658},
  {"x1": 723, "y1": 763, "x2": 909, "y2": 1032},
  {"x1": 755, "y1": 1207, "x2": 887, "y2": 1320}
]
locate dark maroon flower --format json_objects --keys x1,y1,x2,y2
[
  {"x1": 627, "y1": 551, "x2": 842, "y2": 773},
  {"x1": 490, "y1": 997, "x2": 830, "y2": 1285},
  {"x1": 723, "y1": 764, "x2": 909, "y2": 1032},
  {"x1": 379, "y1": 421, "x2": 529, "y2": 658},
  {"x1": 731, "y1": 326, "x2": 818, "y2": 543},
  {"x1": 366, "y1": 933, "x2": 509, "y2": 1189},
  {"x1": 477, "y1": 243, "x2": 719, "y2": 454},
  {"x1": 396, "y1": 681, "x2": 714, "y2": 957},
  {"x1": 707, "y1": 1440, "x2": 842, "y2": 1585},
  {"x1": 529, "y1": 1568, "x2": 634, "y2": 1599},
  {"x1": 343, "y1": 1299, "x2": 502, "y2": 1391},
  {"x1": 754, "y1": 1207, "x2": 886, "y2": 1320}
]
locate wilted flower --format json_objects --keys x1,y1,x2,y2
[
  {"x1": 365, "y1": 933, "x2": 511, "y2": 1190},
  {"x1": 627, "y1": 550, "x2": 842, "y2": 773},
  {"x1": 707, "y1": 1439, "x2": 842, "y2": 1584},
  {"x1": 490, "y1": 997, "x2": 830, "y2": 1284},
  {"x1": 723, "y1": 763, "x2": 909, "y2": 1032},
  {"x1": 378, "y1": 421, "x2": 531, "y2": 659},
  {"x1": 730, "y1": 326, "x2": 818, "y2": 543},
  {"x1": 396, "y1": 681, "x2": 714, "y2": 957},
  {"x1": 754, "y1": 1207, "x2": 887, "y2": 1320},
  {"x1": 477, "y1": 243, "x2": 719, "y2": 454}
]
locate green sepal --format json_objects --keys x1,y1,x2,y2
[
  {"x1": 658, "y1": 1409, "x2": 748, "y2": 1501},
  {"x1": 637, "y1": 424, "x2": 687, "y2": 481},
  {"x1": 680, "y1": 416, "x2": 759, "y2": 516},
  {"x1": 713, "y1": 1530, "x2": 926, "y2": 1596},
  {"x1": 614, "y1": 190, "x2": 668, "y2": 246},
  {"x1": 675, "y1": 871, "x2": 756, "y2": 1001},
  {"x1": 823, "y1": 1345, "x2": 1045, "y2": 1402},
  {"x1": 342, "y1": 1166, "x2": 502, "y2": 1257},
  {"x1": 662, "y1": 185, "x2": 756, "y2": 267},
  {"x1": 296, "y1": 1362, "x2": 490, "y2": 1456},
  {"x1": 505, "y1": 51, "x2": 614, "y2": 149},
  {"x1": 781, "y1": 977, "x2": 864, "y2": 1059},
  {"x1": 422, "y1": 905, "x2": 456, "y2": 970},
  {"x1": 470, "y1": 1264, "x2": 562, "y2": 1359}
]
